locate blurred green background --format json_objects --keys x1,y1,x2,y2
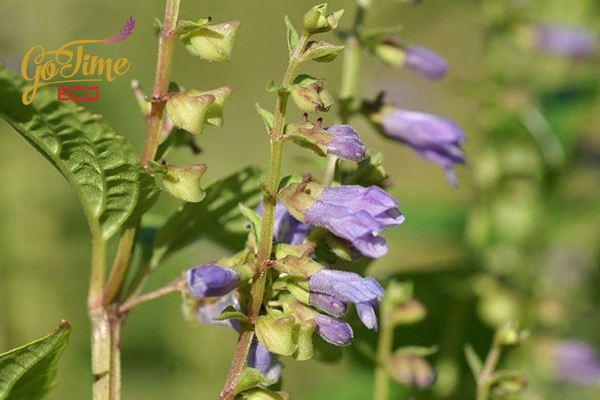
[{"x1": 1, "y1": 0, "x2": 599, "y2": 399}]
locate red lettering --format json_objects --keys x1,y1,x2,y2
[
  {"x1": 70, "y1": 86, "x2": 83, "y2": 101},
  {"x1": 57, "y1": 86, "x2": 69, "y2": 101},
  {"x1": 86, "y1": 86, "x2": 99, "y2": 101}
]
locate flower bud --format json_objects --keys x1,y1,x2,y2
[
  {"x1": 302, "y1": 4, "x2": 344, "y2": 35},
  {"x1": 289, "y1": 75, "x2": 333, "y2": 113},
  {"x1": 186, "y1": 264, "x2": 240, "y2": 298},
  {"x1": 391, "y1": 299, "x2": 427, "y2": 326},
  {"x1": 389, "y1": 351, "x2": 436, "y2": 389},
  {"x1": 165, "y1": 92, "x2": 215, "y2": 134},
  {"x1": 181, "y1": 20, "x2": 241, "y2": 62},
  {"x1": 372, "y1": 39, "x2": 405, "y2": 68},
  {"x1": 491, "y1": 373, "x2": 528, "y2": 397},
  {"x1": 404, "y1": 45, "x2": 448, "y2": 80},
  {"x1": 163, "y1": 163, "x2": 207, "y2": 203},
  {"x1": 313, "y1": 315, "x2": 353, "y2": 346},
  {"x1": 300, "y1": 40, "x2": 345, "y2": 63}
]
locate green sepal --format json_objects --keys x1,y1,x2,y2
[
  {"x1": 242, "y1": 388, "x2": 289, "y2": 400},
  {"x1": 181, "y1": 20, "x2": 241, "y2": 62},
  {"x1": 293, "y1": 320, "x2": 316, "y2": 361},
  {"x1": 284, "y1": 15, "x2": 299, "y2": 53},
  {"x1": 214, "y1": 306, "x2": 249, "y2": 323},
  {"x1": 289, "y1": 75, "x2": 333, "y2": 113},
  {"x1": 347, "y1": 152, "x2": 388, "y2": 186},
  {"x1": 165, "y1": 92, "x2": 215, "y2": 134},
  {"x1": 162, "y1": 163, "x2": 207, "y2": 203},
  {"x1": 255, "y1": 314, "x2": 297, "y2": 356},
  {"x1": 302, "y1": 4, "x2": 344, "y2": 35},
  {"x1": 185, "y1": 85, "x2": 235, "y2": 127},
  {"x1": 274, "y1": 243, "x2": 315, "y2": 260},
  {"x1": 325, "y1": 234, "x2": 356, "y2": 261},
  {"x1": 175, "y1": 17, "x2": 212, "y2": 36},
  {"x1": 300, "y1": 41, "x2": 344, "y2": 63},
  {"x1": 284, "y1": 116, "x2": 334, "y2": 157}
]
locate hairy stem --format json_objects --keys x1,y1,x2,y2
[
  {"x1": 104, "y1": 220, "x2": 138, "y2": 305},
  {"x1": 119, "y1": 277, "x2": 184, "y2": 314},
  {"x1": 140, "y1": 0, "x2": 181, "y2": 168},
  {"x1": 219, "y1": 36, "x2": 309, "y2": 400},
  {"x1": 373, "y1": 302, "x2": 393, "y2": 400},
  {"x1": 476, "y1": 343, "x2": 502, "y2": 400}
]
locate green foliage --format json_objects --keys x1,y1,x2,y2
[
  {"x1": 153, "y1": 166, "x2": 264, "y2": 262},
  {"x1": 0, "y1": 66, "x2": 159, "y2": 240},
  {"x1": 0, "y1": 321, "x2": 71, "y2": 400}
]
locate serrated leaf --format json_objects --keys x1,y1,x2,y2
[
  {"x1": 464, "y1": 343, "x2": 483, "y2": 378},
  {"x1": 153, "y1": 166, "x2": 263, "y2": 262},
  {"x1": 0, "y1": 66, "x2": 159, "y2": 240},
  {"x1": 284, "y1": 16, "x2": 299, "y2": 53},
  {"x1": 0, "y1": 321, "x2": 71, "y2": 400}
]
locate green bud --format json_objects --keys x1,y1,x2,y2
[
  {"x1": 181, "y1": 20, "x2": 241, "y2": 62},
  {"x1": 245, "y1": 388, "x2": 288, "y2": 400},
  {"x1": 302, "y1": 4, "x2": 343, "y2": 35},
  {"x1": 300, "y1": 40, "x2": 345, "y2": 63},
  {"x1": 372, "y1": 39, "x2": 406, "y2": 68},
  {"x1": 348, "y1": 152, "x2": 388, "y2": 186},
  {"x1": 165, "y1": 92, "x2": 215, "y2": 134},
  {"x1": 289, "y1": 75, "x2": 333, "y2": 113},
  {"x1": 163, "y1": 163, "x2": 207, "y2": 202},
  {"x1": 391, "y1": 299, "x2": 427, "y2": 326},
  {"x1": 495, "y1": 322, "x2": 528, "y2": 348},
  {"x1": 255, "y1": 314, "x2": 297, "y2": 356},
  {"x1": 491, "y1": 372, "x2": 528, "y2": 397},
  {"x1": 185, "y1": 85, "x2": 235, "y2": 127},
  {"x1": 384, "y1": 281, "x2": 414, "y2": 309}
]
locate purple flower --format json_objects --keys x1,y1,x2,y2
[
  {"x1": 186, "y1": 264, "x2": 240, "y2": 299},
  {"x1": 313, "y1": 315, "x2": 353, "y2": 346},
  {"x1": 303, "y1": 185, "x2": 404, "y2": 258},
  {"x1": 555, "y1": 340, "x2": 600, "y2": 385},
  {"x1": 404, "y1": 45, "x2": 448, "y2": 80},
  {"x1": 309, "y1": 269, "x2": 384, "y2": 330},
  {"x1": 248, "y1": 338, "x2": 283, "y2": 382},
  {"x1": 195, "y1": 293, "x2": 241, "y2": 331},
  {"x1": 325, "y1": 125, "x2": 366, "y2": 161},
  {"x1": 537, "y1": 24, "x2": 597, "y2": 57},
  {"x1": 257, "y1": 202, "x2": 310, "y2": 245},
  {"x1": 382, "y1": 109, "x2": 466, "y2": 186},
  {"x1": 309, "y1": 292, "x2": 347, "y2": 318}
]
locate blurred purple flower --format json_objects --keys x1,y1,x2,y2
[
  {"x1": 248, "y1": 338, "x2": 284, "y2": 381},
  {"x1": 325, "y1": 125, "x2": 366, "y2": 161},
  {"x1": 382, "y1": 109, "x2": 466, "y2": 186},
  {"x1": 303, "y1": 185, "x2": 404, "y2": 258},
  {"x1": 537, "y1": 24, "x2": 597, "y2": 57},
  {"x1": 186, "y1": 264, "x2": 240, "y2": 299},
  {"x1": 309, "y1": 269, "x2": 384, "y2": 330},
  {"x1": 313, "y1": 315, "x2": 354, "y2": 346},
  {"x1": 195, "y1": 292, "x2": 241, "y2": 331},
  {"x1": 555, "y1": 340, "x2": 600, "y2": 385},
  {"x1": 404, "y1": 45, "x2": 448, "y2": 80},
  {"x1": 257, "y1": 202, "x2": 309, "y2": 245}
]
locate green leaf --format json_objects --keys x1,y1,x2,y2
[
  {"x1": 238, "y1": 203, "x2": 262, "y2": 247},
  {"x1": 464, "y1": 344, "x2": 483, "y2": 378},
  {"x1": 214, "y1": 306, "x2": 249, "y2": 323},
  {"x1": 153, "y1": 166, "x2": 263, "y2": 262},
  {"x1": 0, "y1": 321, "x2": 71, "y2": 400},
  {"x1": 0, "y1": 66, "x2": 159, "y2": 240},
  {"x1": 284, "y1": 16, "x2": 299, "y2": 53},
  {"x1": 255, "y1": 104, "x2": 275, "y2": 131}
]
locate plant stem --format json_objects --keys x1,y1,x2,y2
[
  {"x1": 373, "y1": 302, "x2": 393, "y2": 400},
  {"x1": 476, "y1": 343, "x2": 502, "y2": 400},
  {"x1": 104, "y1": 220, "x2": 138, "y2": 305},
  {"x1": 141, "y1": 0, "x2": 181, "y2": 168},
  {"x1": 218, "y1": 36, "x2": 308, "y2": 400},
  {"x1": 119, "y1": 277, "x2": 184, "y2": 313}
]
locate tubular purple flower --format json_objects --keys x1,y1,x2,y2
[
  {"x1": 404, "y1": 45, "x2": 448, "y2": 80},
  {"x1": 555, "y1": 340, "x2": 600, "y2": 385},
  {"x1": 196, "y1": 292, "x2": 241, "y2": 331},
  {"x1": 186, "y1": 264, "x2": 240, "y2": 299},
  {"x1": 381, "y1": 109, "x2": 466, "y2": 186},
  {"x1": 248, "y1": 338, "x2": 283, "y2": 382},
  {"x1": 309, "y1": 292, "x2": 347, "y2": 318},
  {"x1": 313, "y1": 315, "x2": 353, "y2": 346},
  {"x1": 257, "y1": 202, "x2": 310, "y2": 245},
  {"x1": 303, "y1": 185, "x2": 404, "y2": 258},
  {"x1": 536, "y1": 24, "x2": 597, "y2": 57},
  {"x1": 309, "y1": 269, "x2": 384, "y2": 330},
  {"x1": 324, "y1": 125, "x2": 366, "y2": 161}
]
